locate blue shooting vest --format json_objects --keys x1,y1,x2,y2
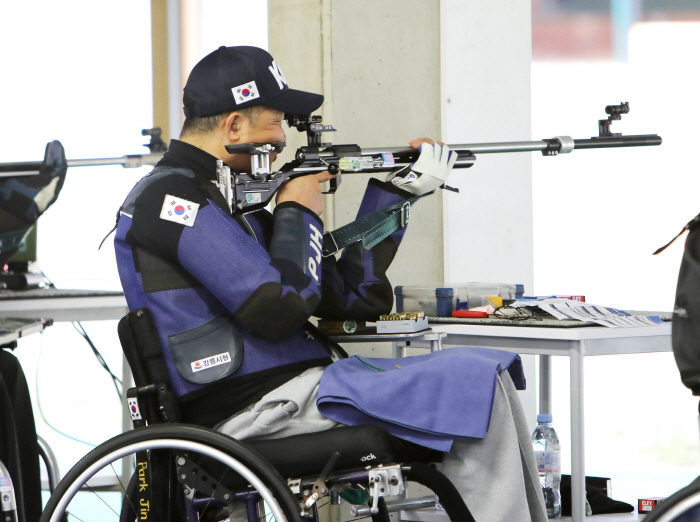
[{"x1": 317, "y1": 347, "x2": 525, "y2": 451}]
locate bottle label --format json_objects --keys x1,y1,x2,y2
[{"x1": 535, "y1": 450, "x2": 561, "y2": 474}]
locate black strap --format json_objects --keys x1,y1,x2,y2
[
  {"x1": 303, "y1": 321, "x2": 349, "y2": 360},
  {"x1": 654, "y1": 212, "x2": 700, "y2": 255},
  {"x1": 322, "y1": 193, "x2": 430, "y2": 257},
  {"x1": 406, "y1": 462, "x2": 475, "y2": 522}
]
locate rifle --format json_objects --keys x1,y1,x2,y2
[
  {"x1": 0, "y1": 128, "x2": 168, "y2": 177},
  {"x1": 220, "y1": 101, "x2": 661, "y2": 213},
  {"x1": 0, "y1": 102, "x2": 661, "y2": 215}
]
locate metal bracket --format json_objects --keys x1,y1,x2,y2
[
  {"x1": 215, "y1": 160, "x2": 233, "y2": 213},
  {"x1": 554, "y1": 136, "x2": 575, "y2": 154},
  {"x1": 368, "y1": 464, "x2": 404, "y2": 514},
  {"x1": 400, "y1": 201, "x2": 411, "y2": 228},
  {"x1": 541, "y1": 136, "x2": 575, "y2": 156},
  {"x1": 303, "y1": 452, "x2": 340, "y2": 510},
  {"x1": 175, "y1": 453, "x2": 234, "y2": 508},
  {"x1": 322, "y1": 232, "x2": 340, "y2": 258}
]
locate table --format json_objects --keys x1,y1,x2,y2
[
  {"x1": 430, "y1": 322, "x2": 672, "y2": 522},
  {"x1": 0, "y1": 288, "x2": 128, "y2": 322}
]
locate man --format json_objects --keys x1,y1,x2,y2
[{"x1": 115, "y1": 46, "x2": 546, "y2": 521}]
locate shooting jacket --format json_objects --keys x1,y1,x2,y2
[{"x1": 114, "y1": 139, "x2": 411, "y2": 426}]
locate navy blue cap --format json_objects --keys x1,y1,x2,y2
[{"x1": 183, "y1": 46, "x2": 324, "y2": 118}]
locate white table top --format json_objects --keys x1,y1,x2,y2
[
  {"x1": 0, "y1": 288, "x2": 128, "y2": 322},
  {"x1": 432, "y1": 323, "x2": 672, "y2": 356}
]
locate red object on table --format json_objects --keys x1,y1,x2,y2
[{"x1": 452, "y1": 310, "x2": 488, "y2": 318}]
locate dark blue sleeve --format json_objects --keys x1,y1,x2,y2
[{"x1": 316, "y1": 178, "x2": 412, "y2": 320}]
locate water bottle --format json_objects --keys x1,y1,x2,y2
[{"x1": 531, "y1": 413, "x2": 562, "y2": 518}]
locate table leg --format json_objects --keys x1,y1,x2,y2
[
  {"x1": 430, "y1": 336, "x2": 443, "y2": 352},
  {"x1": 392, "y1": 342, "x2": 406, "y2": 359},
  {"x1": 570, "y1": 343, "x2": 586, "y2": 522},
  {"x1": 121, "y1": 354, "x2": 134, "y2": 487},
  {"x1": 539, "y1": 354, "x2": 551, "y2": 414}
]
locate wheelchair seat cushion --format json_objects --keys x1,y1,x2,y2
[{"x1": 244, "y1": 424, "x2": 442, "y2": 480}]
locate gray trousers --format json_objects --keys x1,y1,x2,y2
[{"x1": 217, "y1": 367, "x2": 547, "y2": 522}]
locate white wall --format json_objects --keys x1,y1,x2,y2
[
  {"x1": 0, "y1": 0, "x2": 153, "y2": 474},
  {"x1": 440, "y1": 0, "x2": 537, "y2": 429}
]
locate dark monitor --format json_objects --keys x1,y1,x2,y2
[{"x1": 6, "y1": 225, "x2": 37, "y2": 267}]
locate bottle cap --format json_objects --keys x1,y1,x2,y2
[{"x1": 537, "y1": 413, "x2": 553, "y2": 423}]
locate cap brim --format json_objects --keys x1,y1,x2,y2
[{"x1": 264, "y1": 88, "x2": 324, "y2": 115}]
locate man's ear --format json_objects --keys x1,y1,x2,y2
[{"x1": 224, "y1": 112, "x2": 246, "y2": 143}]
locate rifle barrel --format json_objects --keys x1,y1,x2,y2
[
  {"x1": 572, "y1": 135, "x2": 662, "y2": 149},
  {"x1": 0, "y1": 152, "x2": 165, "y2": 178},
  {"x1": 363, "y1": 133, "x2": 662, "y2": 156}
]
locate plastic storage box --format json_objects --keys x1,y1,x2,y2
[{"x1": 394, "y1": 283, "x2": 525, "y2": 317}]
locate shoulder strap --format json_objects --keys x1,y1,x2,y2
[
  {"x1": 322, "y1": 192, "x2": 430, "y2": 257},
  {"x1": 303, "y1": 321, "x2": 349, "y2": 360}
]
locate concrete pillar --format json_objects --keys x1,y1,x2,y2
[{"x1": 269, "y1": 0, "x2": 444, "y2": 291}]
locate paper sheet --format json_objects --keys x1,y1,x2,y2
[{"x1": 512, "y1": 298, "x2": 666, "y2": 328}]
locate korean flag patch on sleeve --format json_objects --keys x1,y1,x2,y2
[{"x1": 160, "y1": 194, "x2": 200, "y2": 227}]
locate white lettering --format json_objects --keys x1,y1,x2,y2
[
  {"x1": 308, "y1": 257, "x2": 318, "y2": 282},
  {"x1": 308, "y1": 223, "x2": 323, "y2": 280},
  {"x1": 268, "y1": 60, "x2": 287, "y2": 90},
  {"x1": 360, "y1": 453, "x2": 377, "y2": 462},
  {"x1": 309, "y1": 223, "x2": 323, "y2": 251},
  {"x1": 309, "y1": 239, "x2": 322, "y2": 264}
]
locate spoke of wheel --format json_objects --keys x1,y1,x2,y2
[
  {"x1": 65, "y1": 510, "x2": 87, "y2": 522},
  {"x1": 85, "y1": 483, "x2": 121, "y2": 518},
  {"x1": 110, "y1": 462, "x2": 137, "y2": 517}
]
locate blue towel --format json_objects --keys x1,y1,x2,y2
[{"x1": 317, "y1": 347, "x2": 525, "y2": 452}]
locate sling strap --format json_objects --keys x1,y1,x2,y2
[{"x1": 322, "y1": 192, "x2": 430, "y2": 257}]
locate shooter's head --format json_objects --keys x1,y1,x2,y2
[{"x1": 179, "y1": 46, "x2": 324, "y2": 171}]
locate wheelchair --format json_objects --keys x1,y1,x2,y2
[
  {"x1": 0, "y1": 434, "x2": 62, "y2": 522},
  {"x1": 39, "y1": 309, "x2": 474, "y2": 522},
  {"x1": 0, "y1": 344, "x2": 62, "y2": 522}
]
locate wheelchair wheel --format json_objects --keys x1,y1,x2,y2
[
  {"x1": 40, "y1": 424, "x2": 302, "y2": 522},
  {"x1": 643, "y1": 476, "x2": 700, "y2": 522}
]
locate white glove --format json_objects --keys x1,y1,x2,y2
[{"x1": 385, "y1": 143, "x2": 457, "y2": 196}]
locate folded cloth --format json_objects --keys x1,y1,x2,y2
[
  {"x1": 561, "y1": 482, "x2": 634, "y2": 516},
  {"x1": 317, "y1": 347, "x2": 524, "y2": 451}
]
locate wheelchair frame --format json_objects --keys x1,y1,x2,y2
[{"x1": 39, "y1": 309, "x2": 474, "y2": 522}]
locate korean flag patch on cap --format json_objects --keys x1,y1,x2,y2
[
  {"x1": 232, "y1": 80, "x2": 260, "y2": 105},
  {"x1": 160, "y1": 195, "x2": 199, "y2": 227}
]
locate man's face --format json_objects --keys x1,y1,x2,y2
[{"x1": 224, "y1": 108, "x2": 286, "y2": 172}]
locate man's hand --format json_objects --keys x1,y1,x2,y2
[
  {"x1": 386, "y1": 138, "x2": 456, "y2": 196},
  {"x1": 276, "y1": 171, "x2": 340, "y2": 217}
]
